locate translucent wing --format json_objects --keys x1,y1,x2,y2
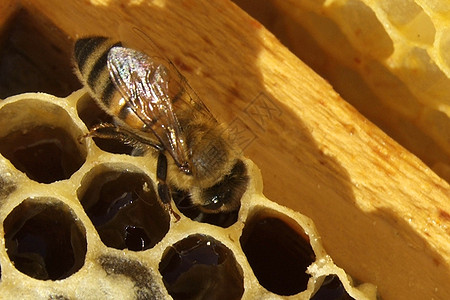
[
  {"x1": 107, "y1": 47, "x2": 191, "y2": 174},
  {"x1": 129, "y1": 27, "x2": 215, "y2": 120}
]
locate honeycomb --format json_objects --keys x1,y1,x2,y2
[
  {"x1": 0, "y1": 89, "x2": 378, "y2": 299},
  {"x1": 235, "y1": 0, "x2": 450, "y2": 183}
]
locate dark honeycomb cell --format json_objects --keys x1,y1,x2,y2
[
  {"x1": 99, "y1": 255, "x2": 165, "y2": 299},
  {"x1": 159, "y1": 234, "x2": 244, "y2": 300},
  {"x1": 311, "y1": 275, "x2": 355, "y2": 300},
  {"x1": 0, "y1": 100, "x2": 87, "y2": 184},
  {"x1": 76, "y1": 94, "x2": 138, "y2": 155},
  {"x1": 78, "y1": 166, "x2": 169, "y2": 251},
  {"x1": 0, "y1": 126, "x2": 85, "y2": 183},
  {"x1": 172, "y1": 189, "x2": 238, "y2": 228},
  {"x1": 3, "y1": 198, "x2": 87, "y2": 280},
  {"x1": 240, "y1": 213, "x2": 316, "y2": 296}
]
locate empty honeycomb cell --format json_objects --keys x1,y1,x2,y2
[
  {"x1": 311, "y1": 275, "x2": 354, "y2": 300},
  {"x1": 420, "y1": 107, "x2": 450, "y2": 151},
  {"x1": 76, "y1": 93, "x2": 112, "y2": 129},
  {"x1": 78, "y1": 164, "x2": 169, "y2": 251},
  {"x1": 0, "y1": 126, "x2": 85, "y2": 183},
  {"x1": 420, "y1": 0, "x2": 450, "y2": 14},
  {"x1": 159, "y1": 234, "x2": 244, "y2": 300},
  {"x1": 378, "y1": 0, "x2": 435, "y2": 45},
  {"x1": 329, "y1": 0, "x2": 394, "y2": 59},
  {"x1": 3, "y1": 198, "x2": 87, "y2": 280},
  {"x1": 0, "y1": 98, "x2": 86, "y2": 183},
  {"x1": 99, "y1": 255, "x2": 165, "y2": 299},
  {"x1": 76, "y1": 93, "x2": 137, "y2": 155},
  {"x1": 240, "y1": 212, "x2": 315, "y2": 296},
  {"x1": 395, "y1": 47, "x2": 450, "y2": 107}
]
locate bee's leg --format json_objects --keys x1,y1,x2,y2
[
  {"x1": 83, "y1": 123, "x2": 162, "y2": 152},
  {"x1": 156, "y1": 152, "x2": 170, "y2": 204},
  {"x1": 157, "y1": 152, "x2": 181, "y2": 221}
]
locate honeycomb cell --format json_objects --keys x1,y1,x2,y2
[
  {"x1": 330, "y1": 0, "x2": 394, "y2": 59},
  {"x1": 240, "y1": 213, "x2": 315, "y2": 296},
  {"x1": 379, "y1": 0, "x2": 435, "y2": 45},
  {"x1": 3, "y1": 198, "x2": 87, "y2": 280},
  {"x1": 76, "y1": 93, "x2": 112, "y2": 129},
  {"x1": 0, "y1": 126, "x2": 84, "y2": 183},
  {"x1": 78, "y1": 165, "x2": 169, "y2": 251},
  {"x1": 76, "y1": 93, "x2": 137, "y2": 155},
  {"x1": 0, "y1": 99, "x2": 86, "y2": 183},
  {"x1": 99, "y1": 255, "x2": 165, "y2": 299},
  {"x1": 421, "y1": 1, "x2": 450, "y2": 15},
  {"x1": 311, "y1": 275, "x2": 354, "y2": 300},
  {"x1": 159, "y1": 234, "x2": 244, "y2": 300}
]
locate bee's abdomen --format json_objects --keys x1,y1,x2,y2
[
  {"x1": 73, "y1": 37, "x2": 146, "y2": 130},
  {"x1": 74, "y1": 37, "x2": 122, "y2": 107}
]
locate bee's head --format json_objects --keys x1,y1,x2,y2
[
  {"x1": 179, "y1": 161, "x2": 192, "y2": 176},
  {"x1": 197, "y1": 160, "x2": 248, "y2": 214},
  {"x1": 200, "y1": 195, "x2": 225, "y2": 212}
]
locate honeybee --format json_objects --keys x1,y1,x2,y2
[{"x1": 73, "y1": 37, "x2": 248, "y2": 223}]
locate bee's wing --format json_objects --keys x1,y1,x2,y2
[
  {"x1": 107, "y1": 47, "x2": 191, "y2": 173},
  {"x1": 130, "y1": 28, "x2": 213, "y2": 118}
]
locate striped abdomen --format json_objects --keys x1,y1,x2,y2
[{"x1": 73, "y1": 37, "x2": 145, "y2": 130}]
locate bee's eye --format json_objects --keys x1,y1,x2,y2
[
  {"x1": 179, "y1": 162, "x2": 192, "y2": 175},
  {"x1": 202, "y1": 195, "x2": 223, "y2": 211}
]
